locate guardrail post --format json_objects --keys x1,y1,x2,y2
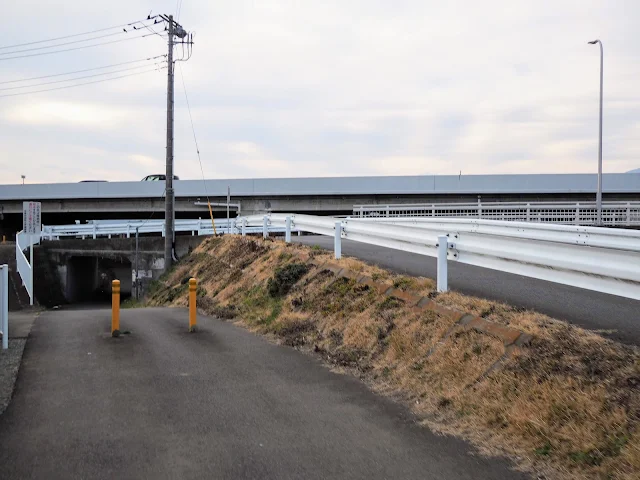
[
  {"x1": 1, "y1": 265, "x2": 8, "y2": 349},
  {"x1": 263, "y1": 216, "x2": 269, "y2": 239},
  {"x1": 189, "y1": 278, "x2": 197, "y2": 332},
  {"x1": 437, "y1": 235, "x2": 448, "y2": 292},
  {"x1": 93, "y1": 224, "x2": 97, "y2": 239},
  {"x1": 241, "y1": 218, "x2": 247, "y2": 237},
  {"x1": 285, "y1": 216, "x2": 292, "y2": 243},
  {"x1": 111, "y1": 280, "x2": 120, "y2": 337},
  {"x1": 334, "y1": 221, "x2": 342, "y2": 259}
]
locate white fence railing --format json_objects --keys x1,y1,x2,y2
[
  {"x1": 41, "y1": 218, "x2": 285, "y2": 240},
  {"x1": 352, "y1": 201, "x2": 640, "y2": 226},
  {"x1": 240, "y1": 213, "x2": 640, "y2": 301},
  {"x1": 16, "y1": 231, "x2": 39, "y2": 306},
  {"x1": 1, "y1": 264, "x2": 8, "y2": 349}
]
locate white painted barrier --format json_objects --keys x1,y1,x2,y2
[
  {"x1": 0, "y1": 265, "x2": 8, "y2": 349},
  {"x1": 239, "y1": 213, "x2": 640, "y2": 301}
]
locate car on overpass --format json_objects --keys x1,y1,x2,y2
[{"x1": 141, "y1": 174, "x2": 180, "y2": 181}]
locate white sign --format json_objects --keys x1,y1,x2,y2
[{"x1": 23, "y1": 201, "x2": 42, "y2": 235}]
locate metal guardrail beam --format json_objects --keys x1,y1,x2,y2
[
  {"x1": 41, "y1": 218, "x2": 289, "y2": 240},
  {"x1": 36, "y1": 212, "x2": 640, "y2": 300},
  {"x1": 240, "y1": 213, "x2": 640, "y2": 301}
]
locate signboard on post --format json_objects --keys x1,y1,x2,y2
[
  {"x1": 22, "y1": 201, "x2": 41, "y2": 306},
  {"x1": 23, "y1": 201, "x2": 42, "y2": 236}
]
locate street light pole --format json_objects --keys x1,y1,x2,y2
[{"x1": 588, "y1": 39, "x2": 603, "y2": 226}]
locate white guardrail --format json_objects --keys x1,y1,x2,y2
[
  {"x1": 1, "y1": 264, "x2": 8, "y2": 349},
  {"x1": 16, "y1": 231, "x2": 39, "y2": 306},
  {"x1": 352, "y1": 201, "x2": 640, "y2": 227},
  {"x1": 240, "y1": 213, "x2": 640, "y2": 301},
  {"x1": 41, "y1": 218, "x2": 288, "y2": 240}
]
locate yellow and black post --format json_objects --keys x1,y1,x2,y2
[
  {"x1": 111, "y1": 280, "x2": 121, "y2": 337},
  {"x1": 189, "y1": 278, "x2": 197, "y2": 332}
]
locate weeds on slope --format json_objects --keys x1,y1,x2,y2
[{"x1": 145, "y1": 235, "x2": 640, "y2": 480}]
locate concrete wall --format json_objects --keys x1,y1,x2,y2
[{"x1": 41, "y1": 235, "x2": 206, "y2": 302}]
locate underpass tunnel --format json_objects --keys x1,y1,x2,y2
[{"x1": 65, "y1": 256, "x2": 132, "y2": 304}]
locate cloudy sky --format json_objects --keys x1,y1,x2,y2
[{"x1": 1, "y1": 0, "x2": 638, "y2": 184}]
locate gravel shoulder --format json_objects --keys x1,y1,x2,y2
[
  {"x1": 0, "y1": 339, "x2": 27, "y2": 416},
  {"x1": 0, "y1": 311, "x2": 38, "y2": 416}
]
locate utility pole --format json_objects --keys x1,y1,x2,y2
[
  {"x1": 164, "y1": 15, "x2": 175, "y2": 271},
  {"x1": 161, "y1": 14, "x2": 191, "y2": 270}
]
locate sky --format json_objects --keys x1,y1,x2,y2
[{"x1": 1, "y1": 0, "x2": 638, "y2": 184}]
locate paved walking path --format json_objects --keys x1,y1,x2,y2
[{"x1": 0, "y1": 307, "x2": 527, "y2": 480}]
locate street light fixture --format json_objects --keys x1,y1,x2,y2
[
  {"x1": 21, "y1": 175, "x2": 25, "y2": 185},
  {"x1": 588, "y1": 39, "x2": 603, "y2": 226}
]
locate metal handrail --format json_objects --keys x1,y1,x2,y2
[{"x1": 352, "y1": 201, "x2": 640, "y2": 227}]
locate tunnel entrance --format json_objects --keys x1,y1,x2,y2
[{"x1": 66, "y1": 256, "x2": 132, "y2": 304}]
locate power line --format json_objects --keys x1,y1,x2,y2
[
  {"x1": 176, "y1": 0, "x2": 184, "y2": 21},
  {"x1": 0, "y1": 32, "x2": 164, "y2": 61},
  {"x1": 0, "y1": 16, "x2": 161, "y2": 50},
  {"x1": 0, "y1": 61, "x2": 167, "y2": 91},
  {"x1": 0, "y1": 67, "x2": 166, "y2": 98},
  {"x1": 0, "y1": 55, "x2": 166, "y2": 85},
  {"x1": 0, "y1": 23, "x2": 162, "y2": 56},
  {"x1": 178, "y1": 63, "x2": 216, "y2": 234}
]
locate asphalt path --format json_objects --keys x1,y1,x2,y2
[
  {"x1": 0, "y1": 307, "x2": 527, "y2": 480},
  {"x1": 295, "y1": 236, "x2": 640, "y2": 346}
]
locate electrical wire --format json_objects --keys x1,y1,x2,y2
[
  {"x1": 0, "y1": 61, "x2": 167, "y2": 91},
  {"x1": 178, "y1": 63, "x2": 216, "y2": 234},
  {"x1": 1, "y1": 30, "x2": 130, "y2": 56},
  {"x1": 0, "y1": 55, "x2": 166, "y2": 85},
  {"x1": 0, "y1": 17, "x2": 160, "y2": 50},
  {"x1": 176, "y1": 0, "x2": 184, "y2": 21},
  {"x1": 0, "y1": 32, "x2": 164, "y2": 61},
  {"x1": 0, "y1": 66, "x2": 166, "y2": 98}
]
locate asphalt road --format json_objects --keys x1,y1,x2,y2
[
  {"x1": 0, "y1": 307, "x2": 527, "y2": 480},
  {"x1": 295, "y1": 236, "x2": 640, "y2": 346}
]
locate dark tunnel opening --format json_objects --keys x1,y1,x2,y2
[{"x1": 66, "y1": 256, "x2": 132, "y2": 304}]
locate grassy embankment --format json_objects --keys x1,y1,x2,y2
[{"x1": 145, "y1": 236, "x2": 640, "y2": 479}]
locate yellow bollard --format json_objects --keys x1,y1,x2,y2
[
  {"x1": 189, "y1": 278, "x2": 197, "y2": 332},
  {"x1": 112, "y1": 280, "x2": 120, "y2": 337}
]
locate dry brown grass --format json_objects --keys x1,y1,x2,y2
[{"x1": 144, "y1": 235, "x2": 640, "y2": 480}]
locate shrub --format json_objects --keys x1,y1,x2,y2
[{"x1": 267, "y1": 263, "x2": 309, "y2": 297}]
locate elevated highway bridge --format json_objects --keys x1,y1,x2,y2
[{"x1": 0, "y1": 173, "x2": 638, "y2": 237}]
